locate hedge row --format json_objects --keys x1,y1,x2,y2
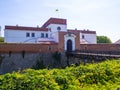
[{"x1": 0, "y1": 60, "x2": 120, "y2": 90}]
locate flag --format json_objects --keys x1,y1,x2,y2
[{"x1": 55, "y1": 9, "x2": 59, "y2": 11}]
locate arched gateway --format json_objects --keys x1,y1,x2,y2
[
  {"x1": 64, "y1": 33, "x2": 76, "y2": 51},
  {"x1": 67, "y1": 39, "x2": 72, "y2": 52}
]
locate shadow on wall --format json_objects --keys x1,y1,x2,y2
[{"x1": 0, "y1": 54, "x2": 4, "y2": 67}]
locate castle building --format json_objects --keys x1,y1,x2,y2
[{"x1": 4, "y1": 17, "x2": 96, "y2": 51}]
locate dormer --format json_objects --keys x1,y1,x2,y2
[{"x1": 41, "y1": 18, "x2": 67, "y2": 32}]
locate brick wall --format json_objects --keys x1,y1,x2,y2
[
  {"x1": 1, "y1": 43, "x2": 120, "y2": 54},
  {"x1": 73, "y1": 32, "x2": 80, "y2": 50},
  {"x1": 0, "y1": 43, "x2": 58, "y2": 53},
  {"x1": 79, "y1": 44, "x2": 120, "y2": 51},
  {"x1": 58, "y1": 32, "x2": 66, "y2": 51}
]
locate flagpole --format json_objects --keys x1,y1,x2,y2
[{"x1": 55, "y1": 9, "x2": 60, "y2": 18}]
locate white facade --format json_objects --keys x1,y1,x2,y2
[
  {"x1": 4, "y1": 29, "x2": 50, "y2": 43},
  {"x1": 47, "y1": 24, "x2": 67, "y2": 32},
  {"x1": 4, "y1": 17, "x2": 97, "y2": 46},
  {"x1": 50, "y1": 32, "x2": 59, "y2": 43},
  {"x1": 80, "y1": 33, "x2": 96, "y2": 44}
]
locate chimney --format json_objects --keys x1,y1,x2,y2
[{"x1": 37, "y1": 25, "x2": 39, "y2": 28}]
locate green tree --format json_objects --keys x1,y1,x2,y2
[
  {"x1": 0, "y1": 37, "x2": 4, "y2": 42},
  {"x1": 97, "y1": 36, "x2": 112, "y2": 43}
]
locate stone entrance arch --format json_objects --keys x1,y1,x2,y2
[{"x1": 64, "y1": 33, "x2": 76, "y2": 51}]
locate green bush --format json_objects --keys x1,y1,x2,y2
[
  {"x1": 32, "y1": 60, "x2": 45, "y2": 70},
  {"x1": 0, "y1": 37, "x2": 4, "y2": 42},
  {"x1": 0, "y1": 60, "x2": 120, "y2": 90}
]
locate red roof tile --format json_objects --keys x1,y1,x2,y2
[
  {"x1": 38, "y1": 41, "x2": 58, "y2": 44},
  {"x1": 5, "y1": 25, "x2": 48, "y2": 31},
  {"x1": 42, "y1": 18, "x2": 67, "y2": 28},
  {"x1": 68, "y1": 29, "x2": 96, "y2": 34},
  {"x1": 114, "y1": 39, "x2": 120, "y2": 44},
  {"x1": 80, "y1": 30, "x2": 96, "y2": 34}
]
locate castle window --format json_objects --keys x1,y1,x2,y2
[
  {"x1": 82, "y1": 35, "x2": 85, "y2": 39},
  {"x1": 48, "y1": 46, "x2": 51, "y2": 50},
  {"x1": 26, "y1": 32, "x2": 30, "y2": 37},
  {"x1": 31, "y1": 33, "x2": 35, "y2": 37},
  {"x1": 46, "y1": 33, "x2": 48, "y2": 38},
  {"x1": 41, "y1": 33, "x2": 44, "y2": 38},
  {"x1": 57, "y1": 26, "x2": 61, "y2": 31}
]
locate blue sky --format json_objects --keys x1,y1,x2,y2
[{"x1": 0, "y1": 0, "x2": 120, "y2": 42}]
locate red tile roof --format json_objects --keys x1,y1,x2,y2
[
  {"x1": 68, "y1": 29, "x2": 81, "y2": 32},
  {"x1": 38, "y1": 41, "x2": 58, "y2": 44},
  {"x1": 80, "y1": 30, "x2": 96, "y2": 34},
  {"x1": 5, "y1": 25, "x2": 48, "y2": 31},
  {"x1": 114, "y1": 39, "x2": 120, "y2": 44},
  {"x1": 68, "y1": 29, "x2": 96, "y2": 34},
  {"x1": 42, "y1": 18, "x2": 67, "y2": 28}
]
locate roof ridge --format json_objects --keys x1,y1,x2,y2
[
  {"x1": 41, "y1": 17, "x2": 67, "y2": 28},
  {"x1": 5, "y1": 25, "x2": 48, "y2": 31}
]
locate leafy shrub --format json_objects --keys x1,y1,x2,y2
[
  {"x1": 32, "y1": 60, "x2": 45, "y2": 70},
  {"x1": 1, "y1": 60, "x2": 120, "y2": 90},
  {"x1": 0, "y1": 37, "x2": 4, "y2": 42}
]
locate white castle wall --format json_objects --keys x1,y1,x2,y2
[
  {"x1": 4, "y1": 29, "x2": 50, "y2": 43},
  {"x1": 50, "y1": 32, "x2": 59, "y2": 43},
  {"x1": 47, "y1": 24, "x2": 67, "y2": 32},
  {"x1": 80, "y1": 33, "x2": 96, "y2": 44}
]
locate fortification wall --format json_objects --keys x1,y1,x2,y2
[
  {"x1": 1, "y1": 43, "x2": 120, "y2": 74},
  {"x1": 1, "y1": 43, "x2": 120, "y2": 53},
  {"x1": 0, "y1": 52, "x2": 69, "y2": 74},
  {"x1": 79, "y1": 44, "x2": 120, "y2": 51},
  {"x1": 0, "y1": 43, "x2": 58, "y2": 53}
]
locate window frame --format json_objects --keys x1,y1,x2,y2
[
  {"x1": 31, "y1": 33, "x2": 35, "y2": 37},
  {"x1": 46, "y1": 33, "x2": 48, "y2": 38},
  {"x1": 26, "y1": 32, "x2": 30, "y2": 37},
  {"x1": 57, "y1": 26, "x2": 61, "y2": 31},
  {"x1": 41, "y1": 33, "x2": 44, "y2": 38},
  {"x1": 82, "y1": 35, "x2": 85, "y2": 39}
]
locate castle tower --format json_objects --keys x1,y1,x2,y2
[{"x1": 42, "y1": 18, "x2": 67, "y2": 32}]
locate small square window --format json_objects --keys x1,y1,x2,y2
[
  {"x1": 46, "y1": 33, "x2": 48, "y2": 38},
  {"x1": 31, "y1": 33, "x2": 35, "y2": 37},
  {"x1": 26, "y1": 33, "x2": 30, "y2": 37},
  {"x1": 48, "y1": 46, "x2": 51, "y2": 50},
  {"x1": 41, "y1": 33, "x2": 44, "y2": 38},
  {"x1": 82, "y1": 35, "x2": 85, "y2": 39}
]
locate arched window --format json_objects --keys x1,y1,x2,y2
[{"x1": 57, "y1": 26, "x2": 61, "y2": 31}]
